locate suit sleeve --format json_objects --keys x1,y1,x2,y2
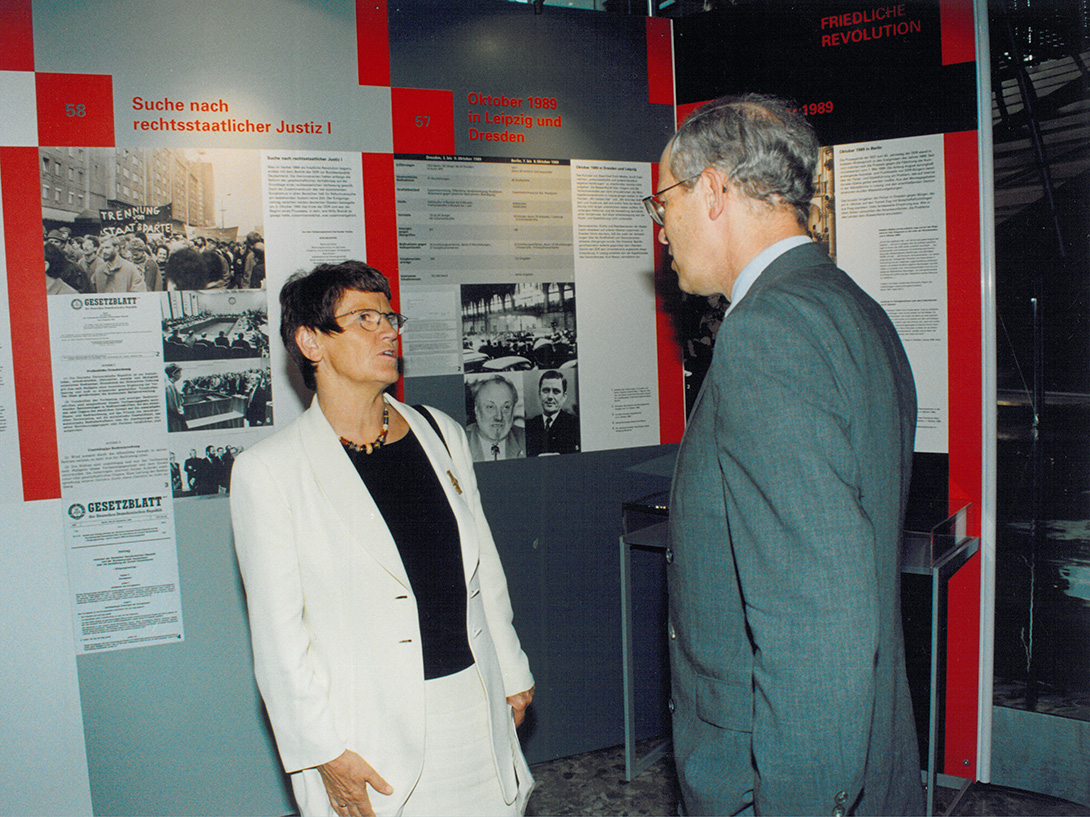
[
  {"x1": 713, "y1": 305, "x2": 879, "y2": 815},
  {"x1": 437, "y1": 411, "x2": 534, "y2": 696},
  {"x1": 230, "y1": 450, "x2": 347, "y2": 773}
]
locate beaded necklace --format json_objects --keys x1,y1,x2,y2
[{"x1": 340, "y1": 399, "x2": 390, "y2": 454}]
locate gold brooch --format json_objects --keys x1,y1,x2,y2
[{"x1": 447, "y1": 470, "x2": 463, "y2": 494}]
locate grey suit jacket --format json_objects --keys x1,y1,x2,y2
[{"x1": 668, "y1": 242, "x2": 923, "y2": 816}]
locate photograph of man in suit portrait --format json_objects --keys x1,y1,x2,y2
[
  {"x1": 463, "y1": 373, "x2": 526, "y2": 463},
  {"x1": 523, "y1": 368, "x2": 580, "y2": 456}
]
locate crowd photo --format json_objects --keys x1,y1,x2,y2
[
  {"x1": 44, "y1": 225, "x2": 266, "y2": 295},
  {"x1": 461, "y1": 282, "x2": 576, "y2": 373}
]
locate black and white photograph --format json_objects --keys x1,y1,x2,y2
[
  {"x1": 169, "y1": 438, "x2": 248, "y2": 497},
  {"x1": 522, "y1": 367, "x2": 580, "y2": 457},
  {"x1": 41, "y1": 147, "x2": 265, "y2": 294},
  {"x1": 809, "y1": 144, "x2": 836, "y2": 262},
  {"x1": 162, "y1": 289, "x2": 269, "y2": 362},
  {"x1": 463, "y1": 371, "x2": 526, "y2": 463},
  {"x1": 461, "y1": 282, "x2": 577, "y2": 373},
  {"x1": 162, "y1": 359, "x2": 272, "y2": 433}
]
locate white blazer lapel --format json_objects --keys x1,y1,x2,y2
[{"x1": 298, "y1": 398, "x2": 411, "y2": 589}]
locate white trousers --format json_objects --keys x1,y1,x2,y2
[{"x1": 399, "y1": 665, "x2": 525, "y2": 817}]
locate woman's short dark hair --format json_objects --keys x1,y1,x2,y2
[{"x1": 280, "y1": 260, "x2": 392, "y2": 391}]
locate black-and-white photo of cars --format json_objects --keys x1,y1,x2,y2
[{"x1": 461, "y1": 282, "x2": 575, "y2": 373}]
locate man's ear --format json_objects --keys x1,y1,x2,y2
[
  {"x1": 295, "y1": 326, "x2": 324, "y2": 364},
  {"x1": 704, "y1": 168, "x2": 730, "y2": 220}
]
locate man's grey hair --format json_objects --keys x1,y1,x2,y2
[{"x1": 667, "y1": 93, "x2": 819, "y2": 226}]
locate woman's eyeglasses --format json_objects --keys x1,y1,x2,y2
[{"x1": 334, "y1": 308, "x2": 409, "y2": 335}]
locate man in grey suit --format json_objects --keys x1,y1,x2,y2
[{"x1": 648, "y1": 94, "x2": 923, "y2": 816}]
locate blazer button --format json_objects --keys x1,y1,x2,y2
[
  {"x1": 834, "y1": 791, "x2": 847, "y2": 805},
  {"x1": 668, "y1": 697, "x2": 676, "y2": 713},
  {"x1": 665, "y1": 548, "x2": 674, "y2": 564},
  {"x1": 832, "y1": 808, "x2": 845, "y2": 817},
  {"x1": 668, "y1": 623, "x2": 677, "y2": 640}
]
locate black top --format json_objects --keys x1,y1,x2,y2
[{"x1": 343, "y1": 428, "x2": 474, "y2": 679}]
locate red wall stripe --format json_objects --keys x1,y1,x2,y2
[
  {"x1": 651, "y1": 162, "x2": 685, "y2": 444},
  {"x1": 942, "y1": 128, "x2": 982, "y2": 777},
  {"x1": 361, "y1": 152, "x2": 399, "y2": 304},
  {"x1": 1, "y1": 146, "x2": 61, "y2": 501},
  {"x1": 944, "y1": 130, "x2": 982, "y2": 532},
  {"x1": 940, "y1": 0, "x2": 976, "y2": 66},
  {"x1": 361, "y1": 152, "x2": 402, "y2": 401},
  {"x1": 356, "y1": 0, "x2": 391, "y2": 87},
  {"x1": 0, "y1": 0, "x2": 34, "y2": 72},
  {"x1": 645, "y1": 17, "x2": 674, "y2": 107}
]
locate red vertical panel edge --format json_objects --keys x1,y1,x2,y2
[
  {"x1": 1, "y1": 146, "x2": 61, "y2": 500},
  {"x1": 361, "y1": 152, "x2": 402, "y2": 400},
  {"x1": 652, "y1": 162, "x2": 685, "y2": 444},
  {"x1": 677, "y1": 100, "x2": 708, "y2": 129},
  {"x1": 943, "y1": 129, "x2": 981, "y2": 777},
  {"x1": 0, "y1": 0, "x2": 34, "y2": 72},
  {"x1": 645, "y1": 17, "x2": 673, "y2": 107},
  {"x1": 356, "y1": 0, "x2": 390, "y2": 87},
  {"x1": 940, "y1": 0, "x2": 976, "y2": 66},
  {"x1": 945, "y1": 130, "x2": 982, "y2": 528}
]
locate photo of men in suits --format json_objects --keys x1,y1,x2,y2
[
  {"x1": 525, "y1": 369, "x2": 579, "y2": 456},
  {"x1": 648, "y1": 94, "x2": 922, "y2": 816},
  {"x1": 464, "y1": 374, "x2": 526, "y2": 462}
]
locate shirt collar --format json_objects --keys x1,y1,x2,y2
[{"x1": 725, "y1": 235, "x2": 812, "y2": 316}]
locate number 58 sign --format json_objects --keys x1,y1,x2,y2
[{"x1": 37, "y1": 73, "x2": 115, "y2": 147}]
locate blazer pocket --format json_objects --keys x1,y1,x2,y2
[{"x1": 695, "y1": 673, "x2": 753, "y2": 733}]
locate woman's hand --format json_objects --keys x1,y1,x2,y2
[
  {"x1": 507, "y1": 686, "x2": 535, "y2": 728},
  {"x1": 317, "y1": 749, "x2": 393, "y2": 817}
]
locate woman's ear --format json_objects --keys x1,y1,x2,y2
[{"x1": 295, "y1": 326, "x2": 324, "y2": 364}]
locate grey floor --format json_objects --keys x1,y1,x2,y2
[{"x1": 525, "y1": 743, "x2": 1090, "y2": 817}]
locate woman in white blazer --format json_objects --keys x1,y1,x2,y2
[{"x1": 231, "y1": 261, "x2": 535, "y2": 817}]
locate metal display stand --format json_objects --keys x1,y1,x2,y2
[
  {"x1": 619, "y1": 494, "x2": 980, "y2": 812},
  {"x1": 619, "y1": 493, "x2": 671, "y2": 782},
  {"x1": 901, "y1": 504, "x2": 978, "y2": 816}
]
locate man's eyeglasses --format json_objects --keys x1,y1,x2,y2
[
  {"x1": 334, "y1": 308, "x2": 409, "y2": 335},
  {"x1": 642, "y1": 172, "x2": 703, "y2": 226}
]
